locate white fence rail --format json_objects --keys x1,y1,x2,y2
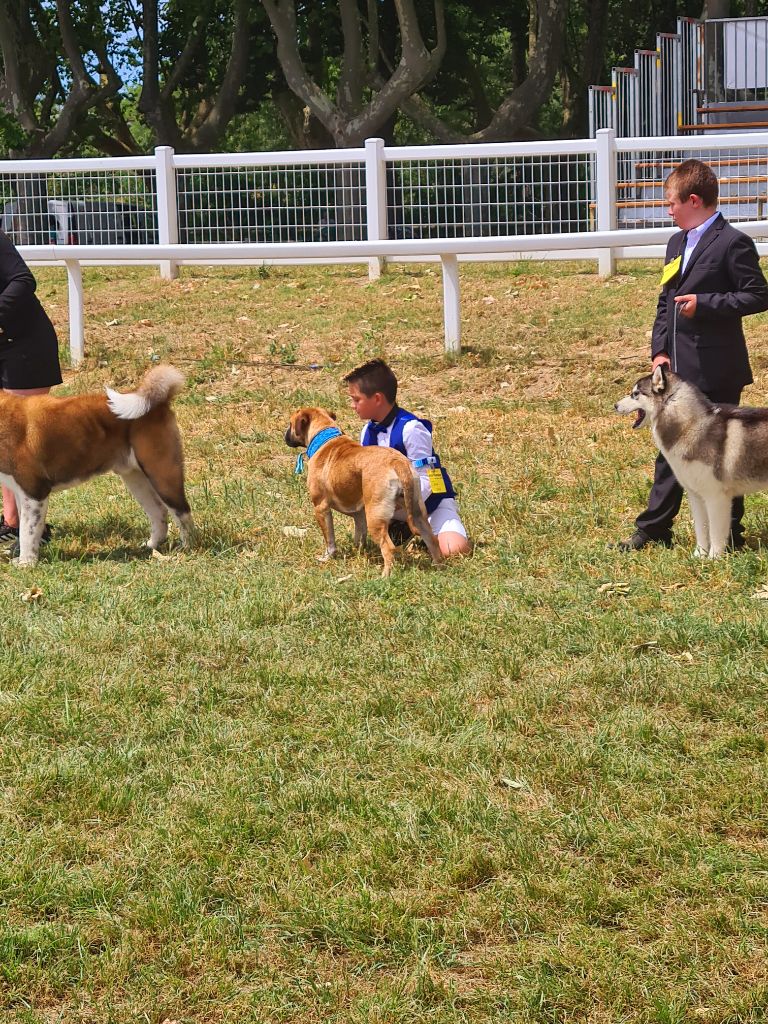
[{"x1": 2, "y1": 129, "x2": 768, "y2": 361}]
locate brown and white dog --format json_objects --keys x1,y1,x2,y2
[
  {"x1": 0, "y1": 365, "x2": 194, "y2": 566},
  {"x1": 285, "y1": 406, "x2": 443, "y2": 577}
]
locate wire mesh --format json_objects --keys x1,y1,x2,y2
[
  {"x1": 707, "y1": 17, "x2": 768, "y2": 107},
  {"x1": 589, "y1": 87, "x2": 615, "y2": 136},
  {"x1": 616, "y1": 142, "x2": 768, "y2": 231},
  {"x1": 175, "y1": 162, "x2": 366, "y2": 243},
  {"x1": 0, "y1": 169, "x2": 158, "y2": 246},
  {"x1": 386, "y1": 153, "x2": 595, "y2": 239}
]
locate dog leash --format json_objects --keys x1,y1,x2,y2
[
  {"x1": 672, "y1": 300, "x2": 679, "y2": 372},
  {"x1": 294, "y1": 426, "x2": 343, "y2": 474}
]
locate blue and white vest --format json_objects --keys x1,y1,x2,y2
[{"x1": 362, "y1": 407, "x2": 456, "y2": 514}]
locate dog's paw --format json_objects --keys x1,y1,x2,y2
[{"x1": 316, "y1": 549, "x2": 337, "y2": 563}]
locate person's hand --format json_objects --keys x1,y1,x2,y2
[
  {"x1": 652, "y1": 353, "x2": 671, "y2": 371},
  {"x1": 674, "y1": 293, "x2": 697, "y2": 317}
]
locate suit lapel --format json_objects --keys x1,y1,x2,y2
[{"x1": 677, "y1": 213, "x2": 723, "y2": 286}]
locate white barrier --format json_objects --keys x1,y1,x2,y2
[
  {"x1": 4, "y1": 129, "x2": 768, "y2": 362},
  {"x1": 17, "y1": 221, "x2": 766, "y2": 362}
]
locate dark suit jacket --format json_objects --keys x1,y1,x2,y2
[
  {"x1": 0, "y1": 229, "x2": 58, "y2": 348},
  {"x1": 652, "y1": 214, "x2": 768, "y2": 392}
]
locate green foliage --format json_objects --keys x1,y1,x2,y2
[
  {"x1": 224, "y1": 99, "x2": 292, "y2": 154},
  {"x1": 0, "y1": 109, "x2": 27, "y2": 157}
]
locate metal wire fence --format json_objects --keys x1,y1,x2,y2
[
  {"x1": 0, "y1": 164, "x2": 158, "y2": 245},
  {"x1": 385, "y1": 153, "x2": 594, "y2": 238},
  {"x1": 175, "y1": 161, "x2": 366, "y2": 243},
  {"x1": 616, "y1": 140, "x2": 768, "y2": 229},
  {"x1": 2, "y1": 132, "x2": 768, "y2": 254}
]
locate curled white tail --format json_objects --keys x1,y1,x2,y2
[{"x1": 106, "y1": 365, "x2": 185, "y2": 420}]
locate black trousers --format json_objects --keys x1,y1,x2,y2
[{"x1": 635, "y1": 384, "x2": 744, "y2": 541}]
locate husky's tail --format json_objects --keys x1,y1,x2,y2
[{"x1": 106, "y1": 365, "x2": 185, "y2": 420}]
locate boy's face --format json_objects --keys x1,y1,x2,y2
[
  {"x1": 666, "y1": 187, "x2": 715, "y2": 230},
  {"x1": 347, "y1": 382, "x2": 391, "y2": 421}
]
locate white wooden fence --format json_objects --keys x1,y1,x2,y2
[{"x1": 3, "y1": 129, "x2": 768, "y2": 362}]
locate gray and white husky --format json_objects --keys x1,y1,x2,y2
[{"x1": 615, "y1": 364, "x2": 768, "y2": 558}]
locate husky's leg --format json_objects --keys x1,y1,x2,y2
[
  {"x1": 171, "y1": 509, "x2": 195, "y2": 548},
  {"x1": 704, "y1": 493, "x2": 733, "y2": 559},
  {"x1": 119, "y1": 467, "x2": 169, "y2": 549},
  {"x1": 688, "y1": 491, "x2": 710, "y2": 557},
  {"x1": 16, "y1": 494, "x2": 49, "y2": 567}
]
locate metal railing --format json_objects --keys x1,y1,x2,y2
[
  {"x1": 589, "y1": 16, "x2": 768, "y2": 139},
  {"x1": 1, "y1": 129, "x2": 767, "y2": 361}
]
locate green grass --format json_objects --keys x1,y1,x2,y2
[{"x1": 1, "y1": 261, "x2": 768, "y2": 1022}]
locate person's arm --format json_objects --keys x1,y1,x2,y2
[
  {"x1": 651, "y1": 243, "x2": 674, "y2": 364},
  {"x1": 691, "y1": 233, "x2": 768, "y2": 318},
  {"x1": 401, "y1": 420, "x2": 434, "y2": 503},
  {"x1": 0, "y1": 231, "x2": 37, "y2": 330}
]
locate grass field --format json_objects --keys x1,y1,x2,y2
[{"x1": 2, "y1": 259, "x2": 768, "y2": 1024}]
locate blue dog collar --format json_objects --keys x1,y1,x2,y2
[
  {"x1": 412, "y1": 456, "x2": 439, "y2": 468},
  {"x1": 295, "y1": 426, "x2": 342, "y2": 474}
]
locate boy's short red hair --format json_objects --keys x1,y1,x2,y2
[{"x1": 666, "y1": 159, "x2": 719, "y2": 208}]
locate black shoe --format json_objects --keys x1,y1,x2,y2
[
  {"x1": 8, "y1": 524, "x2": 53, "y2": 559},
  {"x1": 388, "y1": 520, "x2": 413, "y2": 546},
  {"x1": 616, "y1": 528, "x2": 672, "y2": 552},
  {"x1": 0, "y1": 517, "x2": 19, "y2": 543}
]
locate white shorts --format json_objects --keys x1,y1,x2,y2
[
  {"x1": 428, "y1": 498, "x2": 467, "y2": 538},
  {"x1": 394, "y1": 497, "x2": 467, "y2": 538}
]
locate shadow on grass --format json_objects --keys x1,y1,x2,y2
[{"x1": 22, "y1": 514, "x2": 247, "y2": 564}]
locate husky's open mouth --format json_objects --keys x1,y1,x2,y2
[{"x1": 633, "y1": 409, "x2": 646, "y2": 428}]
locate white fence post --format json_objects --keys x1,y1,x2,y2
[
  {"x1": 65, "y1": 260, "x2": 84, "y2": 366},
  {"x1": 441, "y1": 254, "x2": 461, "y2": 355},
  {"x1": 365, "y1": 138, "x2": 388, "y2": 280},
  {"x1": 595, "y1": 128, "x2": 617, "y2": 277},
  {"x1": 155, "y1": 146, "x2": 179, "y2": 280}
]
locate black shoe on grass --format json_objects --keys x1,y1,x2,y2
[
  {"x1": 8, "y1": 525, "x2": 53, "y2": 559},
  {"x1": 616, "y1": 528, "x2": 672, "y2": 552},
  {"x1": 0, "y1": 517, "x2": 19, "y2": 544}
]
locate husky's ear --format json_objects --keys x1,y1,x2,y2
[{"x1": 651, "y1": 364, "x2": 667, "y2": 393}]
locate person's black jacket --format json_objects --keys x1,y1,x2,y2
[
  {"x1": 0, "y1": 229, "x2": 58, "y2": 347},
  {"x1": 651, "y1": 214, "x2": 768, "y2": 392}
]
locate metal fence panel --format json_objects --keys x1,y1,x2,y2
[
  {"x1": 175, "y1": 160, "x2": 367, "y2": 244},
  {"x1": 386, "y1": 151, "x2": 595, "y2": 238},
  {"x1": 0, "y1": 165, "x2": 158, "y2": 246}
]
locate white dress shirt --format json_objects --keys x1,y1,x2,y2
[{"x1": 682, "y1": 210, "x2": 720, "y2": 272}]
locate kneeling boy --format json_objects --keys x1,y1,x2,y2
[{"x1": 343, "y1": 358, "x2": 470, "y2": 556}]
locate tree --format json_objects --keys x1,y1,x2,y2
[
  {"x1": 136, "y1": 0, "x2": 275, "y2": 153},
  {"x1": 261, "y1": 0, "x2": 447, "y2": 147},
  {"x1": 262, "y1": 1, "x2": 569, "y2": 145},
  {"x1": 0, "y1": 0, "x2": 122, "y2": 158},
  {"x1": 0, "y1": 1, "x2": 277, "y2": 158}
]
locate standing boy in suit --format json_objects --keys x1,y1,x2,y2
[{"x1": 619, "y1": 159, "x2": 768, "y2": 551}]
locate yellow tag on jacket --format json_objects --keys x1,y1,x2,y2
[
  {"x1": 660, "y1": 255, "x2": 682, "y2": 286},
  {"x1": 426, "y1": 468, "x2": 448, "y2": 494}
]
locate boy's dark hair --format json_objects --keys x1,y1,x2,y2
[
  {"x1": 666, "y1": 159, "x2": 719, "y2": 208},
  {"x1": 343, "y1": 358, "x2": 398, "y2": 402}
]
